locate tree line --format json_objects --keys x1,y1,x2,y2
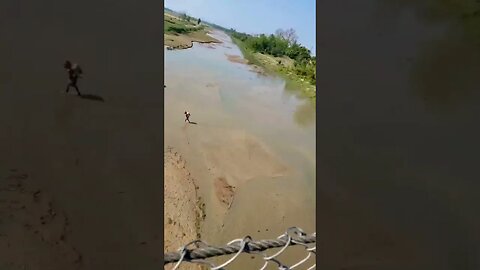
[{"x1": 227, "y1": 28, "x2": 316, "y2": 84}]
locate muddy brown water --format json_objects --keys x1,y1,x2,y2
[
  {"x1": 318, "y1": 0, "x2": 480, "y2": 269},
  {"x1": 165, "y1": 31, "x2": 316, "y2": 268}
]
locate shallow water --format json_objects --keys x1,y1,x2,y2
[{"x1": 164, "y1": 31, "x2": 316, "y2": 268}]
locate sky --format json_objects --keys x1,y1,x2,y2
[{"x1": 164, "y1": 0, "x2": 316, "y2": 53}]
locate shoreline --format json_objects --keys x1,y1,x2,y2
[
  {"x1": 165, "y1": 39, "x2": 222, "y2": 51},
  {"x1": 230, "y1": 36, "x2": 316, "y2": 99},
  {"x1": 164, "y1": 147, "x2": 205, "y2": 255},
  {"x1": 164, "y1": 11, "x2": 221, "y2": 51}
]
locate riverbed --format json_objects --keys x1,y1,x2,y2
[{"x1": 164, "y1": 30, "x2": 316, "y2": 268}]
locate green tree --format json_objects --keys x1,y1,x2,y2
[{"x1": 228, "y1": 28, "x2": 316, "y2": 86}]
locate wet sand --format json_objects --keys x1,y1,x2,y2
[
  {"x1": 165, "y1": 34, "x2": 220, "y2": 51},
  {"x1": 225, "y1": 54, "x2": 249, "y2": 64},
  {"x1": 0, "y1": 0, "x2": 163, "y2": 269}
]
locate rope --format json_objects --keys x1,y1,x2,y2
[{"x1": 164, "y1": 231, "x2": 316, "y2": 265}]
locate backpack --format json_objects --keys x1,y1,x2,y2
[
  {"x1": 75, "y1": 65, "x2": 83, "y2": 75},
  {"x1": 72, "y1": 64, "x2": 83, "y2": 76}
]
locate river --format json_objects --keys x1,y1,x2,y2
[
  {"x1": 318, "y1": 0, "x2": 480, "y2": 269},
  {"x1": 165, "y1": 31, "x2": 316, "y2": 268}
]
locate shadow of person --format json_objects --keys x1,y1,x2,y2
[
  {"x1": 79, "y1": 94, "x2": 105, "y2": 102},
  {"x1": 189, "y1": 122, "x2": 198, "y2": 125}
]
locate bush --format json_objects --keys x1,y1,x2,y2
[
  {"x1": 227, "y1": 29, "x2": 316, "y2": 85},
  {"x1": 167, "y1": 25, "x2": 191, "y2": 34}
]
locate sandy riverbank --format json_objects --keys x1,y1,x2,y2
[
  {"x1": 162, "y1": 128, "x2": 290, "y2": 268},
  {"x1": 164, "y1": 148, "x2": 204, "y2": 252},
  {"x1": 164, "y1": 148, "x2": 205, "y2": 270},
  {"x1": 165, "y1": 34, "x2": 221, "y2": 50},
  {"x1": 163, "y1": 130, "x2": 286, "y2": 254},
  {"x1": 164, "y1": 12, "x2": 220, "y2": 50},
  {"x1": 225, "y1": 53, "x2": 267, "y2": 75}
]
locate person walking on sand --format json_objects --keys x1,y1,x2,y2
[
  {"x1": 64, "y1": 60, "x2": 83, "y2": 96},
  {"x1": 184, "y1": 111, "x2": 191, "y2": 123}
]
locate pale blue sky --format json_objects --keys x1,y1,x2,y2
[{"x1": 164, "y1": 0, "x2": 316, "y2": 53}]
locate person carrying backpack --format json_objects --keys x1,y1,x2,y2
[
  {"x1": 64, "y1": 60, "x2": 83, "y2": 96},
  {"x1": 184, "y1": 111, "x2": 191, "y2": 123}
]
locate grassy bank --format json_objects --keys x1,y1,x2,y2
[
  {"x1": 231, "y1": 37, "x2": 262, "y2": 66},
  {"x1": 230, "y1": 34, "x2": 316, "y2": 99},
  {"x1": 164, "y1": 12, "x2": 219, "y2": 49}
]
